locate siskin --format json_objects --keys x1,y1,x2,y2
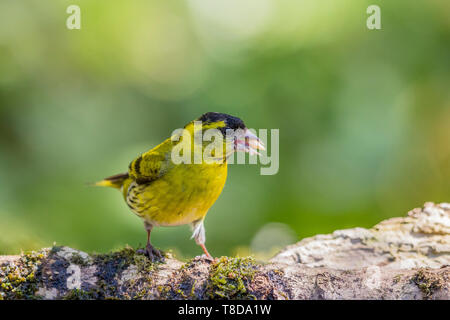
[{"x1": 94, "y1": 112, "x2": 264, "y2": 260}]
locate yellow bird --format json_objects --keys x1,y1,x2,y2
[{"x1": 94, "y1": 112, "x2": 264, "y2": 260}]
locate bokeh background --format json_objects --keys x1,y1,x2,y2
[{"x1": 0, "y1": 0, "x2": 449, "y2": 259}]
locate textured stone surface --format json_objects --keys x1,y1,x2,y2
[
  {"x1": 1, "y1": 203, "x2": 449, "y2": 300},
  {"x1": 271, "y1": 202, "x2": 450, "y2": 270}
]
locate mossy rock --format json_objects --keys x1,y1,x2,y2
[
  {"x1": 0, "y1": 249, "x2": 48, "y2": 300},
  {"x1": 412, "y1": 269, "x2": 443, "y2": 299},
  {"x1": 206, "y1": 256, "x2": 259, "y2": 299}
]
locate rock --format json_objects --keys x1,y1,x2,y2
[
  {"x1": 271, "y1": 202, "x2": 450, "y2": 270},
  {"x1": 0, "y1": 203, "x2": 449, "y2": 300}
]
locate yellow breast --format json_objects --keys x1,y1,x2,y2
[{"x1": 124, "y1": 162, "x2": 227, "y2": 226}]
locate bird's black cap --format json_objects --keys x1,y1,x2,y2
[{"x1": 197, "y1": 112, "x2": 246, "y2": 130}]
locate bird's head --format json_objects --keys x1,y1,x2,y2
[{"x1": 194, "y1": 112, "x2": 265, "y2": 156}]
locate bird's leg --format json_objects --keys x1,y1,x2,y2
[
  {"x1": 191, "y1": 219, "x2": 213, "y2": 260},
  {"x1": 141, "y1": 222, "x2": 162, "y2": 262},
  {"x1": 200, "y1": 243, "x2": 212, "y2": 259}
]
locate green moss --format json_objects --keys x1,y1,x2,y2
[
  {"x1": 131, "y1": 253, "x2": 158, "y2": 273},
  {"x1": 206, "y1": 256, "x2": 258, "y2": 300},
  {"x1": 1, "y1": 246, "x2": 167, "y2": 300},
  {"x1": 412, "y1": 269, "x2": 442, "y2": 299},
  {"x1": 92, "y1": 246, "x2": 136, "y2": 271},
  {"x1": 70, "y1": 253, "x2": 90, "y2": 267},
  {"x1": 157, "y1": 284, "x2": 171, "y2": 298},
  {"x1": 393, "y1": 274, "x2": 402, "y2": 284},
  {"x1": 89, "y1": 246, "x2": 161, "y2": 299},
  {"x1": 92, "y1": 245, "x2": 159, "y2": 274},
  {"x1": 190, "y1": 280, "x2": 197, "y2": 297},
  {"x1": 0, "y1": 249, "x2": 48, "y2": 300},
  {"x1": 63, "y1": 289, "x2": 95, "y2": 300},
  {"x1": 157, "y1": 258, "x2": 198, "y2": 300}
]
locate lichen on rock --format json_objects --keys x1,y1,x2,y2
[
  {"x1": 412, "y1": 268, "x2": 444, "y2": 299},
  {"x1": 0, "y1": 249, "x2": 48, "y2": 300},
  {"x1": 0, "y1": 203, "x2": 449, "y2": 300}
]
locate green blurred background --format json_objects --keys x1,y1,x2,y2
[{"x1": 0, "y1": 0, "x2": 449, "y2": 259}]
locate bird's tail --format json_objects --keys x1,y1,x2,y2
[{"x1": 92, "y1": 173, "x2": 129, "y2": 189}]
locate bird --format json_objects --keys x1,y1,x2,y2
[{"x1": 94, "y1": 112, "x2": 264, "y2": 261}]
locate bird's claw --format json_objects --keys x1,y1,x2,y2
[
  {"x1": 137, "y1": 245, "x2": 164, "y2": 262},
  {"x1": 196, "y1": 254, "x2": 215, "y2": 263},
  {"x1": 205, "y1": 255, "x2": 215, "y2": 262},
  {"x1": 147, "y1": 244, "x2": 164, "y2": 262}
]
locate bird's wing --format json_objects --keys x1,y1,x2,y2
[{"x1": 128, "y1": 140, "x2": 172, "y2": 183}]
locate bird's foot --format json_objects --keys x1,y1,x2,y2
[
  {"x1": 195, "y1": 253, "x2": 216, "y2": 263},
  {"x1": 208, "y1": 256, "x2": 220, "y2": 264},
  {"x1": 137, "y1": 245, "x2": 164, "y2": 262},
  {"x1": 147, "y1": 244, "x2": 163, "y2": 262},
  {"x1": 203, "y1": 254, "x2": 215, "y2": 262}
]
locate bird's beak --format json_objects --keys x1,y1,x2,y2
[{"x1": 234, "y1": 129, "x2": 265, "y2": 155}]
